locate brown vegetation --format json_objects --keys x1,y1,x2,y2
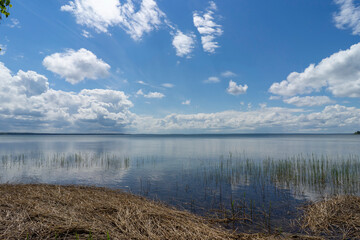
[
  {"x1": 0, "y1": 184, "x2": 349, "y2": 239},
  {"x1": 299, "y1": 195, "x2": 360, "y2": 239},
  {"x1": 0, "y1": 184, "x2": 240, "y2": 239}
]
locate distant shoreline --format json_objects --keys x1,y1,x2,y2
[{"x1": 0, "y1": 132, "x2": 354, "y2": 136}]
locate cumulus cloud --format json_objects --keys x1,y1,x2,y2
[
  {"x1": 221, "y1": 71, "x2": 236, "y2": 78},
  {"x1": 2, "y1": 61, "x2": 360, "y2": 133},
  {"x1": 204, "y1": 76, "x2": 220, "y2": 83},
  {"x1": 334, "y1": 0, "x2": 360, "y2": 35},
  {"x1": 130, "y1": 105, "x2": 360, "y2": 133},
  {"x1": 193, "y1": 1, "x2": 223, "y2": 53},
  {"x1": 61, "y1": 0, "x2": 165, "y2": 41},
  {"x1": 283, "y1": 96, "x2": 334, "y2": 107},
  {"x1": 172, "y1": 30, "x2": 196, "y2": 58},
  {"x1": 227, "y1": 80, "x2": 248, "y2": 95},
  {"x1": 43, "y1": 48, "x2": 110, "y2": 84},
  {"x1": 269, "y1": 42, "x2": 360, "y2": 98},
  {"x1": 0, "y1": 62, "x2": 133, "y2": 132}
]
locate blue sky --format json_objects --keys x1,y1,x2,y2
[{"x1": 1, "y1": 0, "x2": 360, "y2": 133}]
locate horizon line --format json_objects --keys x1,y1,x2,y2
[{"x1": 0, "y1": 132, "x2": 355, "y2": 136}]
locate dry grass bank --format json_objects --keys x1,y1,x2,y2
[
  {"x1": 299, "y1": 195, "x2": 360, "y2": 239},
  {"x1": 0, "y1": 184, "x2": 331, "y2": 240},
  {"x1": 0, "y1": 184, "x2": 239, "y2": 239}
]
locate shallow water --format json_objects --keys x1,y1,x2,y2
[{"x1": 1, "y1": 134, "x2": 359, "y2": 232}]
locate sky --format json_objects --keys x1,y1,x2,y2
[{"x1": 1, "y1": 0, "x2": 360, "y2": 133}]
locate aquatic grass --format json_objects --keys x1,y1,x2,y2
[
  {"x1": 192, "y1": 153, "x2": 360, "y2": 197},
  {"x1": 0, "y1": 152, "x2": 132, "y2": 171}
]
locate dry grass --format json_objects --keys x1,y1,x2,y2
[
  {"x1": 299, "y1": 195, "x2": 360, "y2": 239},
  {"x1": 0, "y1": 184, "x2": 240, "y2": 239},
  {"x1": 0, "y1": 184, "x2": 327, "y2": 240}
]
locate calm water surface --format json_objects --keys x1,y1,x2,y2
[{"x1": 1, "y1": 134, "x2": 359, "y2": 232}]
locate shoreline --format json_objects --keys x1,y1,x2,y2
[
  {"x1": 1, "y1": 184, "x2": 358, "y2": 239},
  {"x1": 0, "y1": 184, "x2": 243, "y2": 239},
  {"x1": 0, "y1": 184, "x2": 330, "y2": 239}
]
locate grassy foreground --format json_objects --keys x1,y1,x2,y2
[
  {"x1": 0, "y1": 184, "x2": 350, "y2": 240},
  {"x1": 0, "y1": 184, "x2": 262, "y2": 240}
]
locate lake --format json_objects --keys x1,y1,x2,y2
[{"x1": 1, "y1": 134, "x2": 359, "y2": 232}]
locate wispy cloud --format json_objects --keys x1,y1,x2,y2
[
  {"x1": 193, "y1": 1, "x2": 223, "y2": 53},
  {"x1": 182, "y1": 100, "x2": 191, "y2": 105},
  {"x1": 136, "y1": 89, "x2": 165, "y2": 99},
  {"x1": 334, "y1": 0, "x2": 360, "y2": 35},
  {"x1": 172, "y1": 30, "x2": 196, "y2": 58},
  {"x1": 137, "y1": 80, "x2": 148, "y2": 85},
  {"x1": 144, "y1": 92, "x2": 165, "y2": 99},
  {"x1": 221, "y1": 71, "x2": 236, "y2": 78},
  {"x1": 283, "y1": 96, "x2": 334, "y2": 107},
  {"x1": 81, "y1": 30, "x2": 92, "y2": 38},
  {"x1": 7, "y1": 18, "x2": 20, "y2": 28},
  {"x1": 203, "y1": 76, "x2": 220, "y2": 83},
  {"x1": 162, "y1": 83, "x2": 174, "y2": 88},
  {"x1": 61, "y1": 0, "x2": 165, "y2": 41}
]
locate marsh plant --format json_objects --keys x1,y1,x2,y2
[
  {"x1": 192, "y1": 153, "x2": 360, "y2": 197},
  {"x1": 1, "y1": 152, "x2": 131, "y2": 170}
]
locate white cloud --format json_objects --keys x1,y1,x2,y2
[
  {"x1": 81, "y1": 30, "x2": 92, "y2": 38},
  {"x1": 334, "y1": 0, "x2": 360, "y2": 35},
  {"x1": 284, "y1": 96, "x2": 334, "y2": 107},
  {"x1": 269, "y1": 95, "x2": 281, "y2": 100},
  {"x1": 137, "y1": 80, "x2": 148, "y2": 85},
  {"x1": 136, "y1": 89, "x2": 164, "y2": 99},
  {"x1": 172, "y1": 30, "x2": 195, "y2": 58},
  {"x1": 182, "y1": 100, "x2": 191, "y2": 105},
  {"x1": 269, "y1": 42, "x2": 360, "y2": 98},
  {"x1": 0, "y1": 44, "x2": 6, "y2": 56},
  {"x1": 227, "y1": 80, "x2": 248, "y2": 95},
  {"x1": 136, "y1": 89, "x2": 144, "y2": 96},
  {"x1": 162, "y1": 83, "x2": 174, "y2": 88},
  {"x1": 61, "y1": 0, "x2": 165, "y2": 41},
  {"x1": 221, "y1": 71, "x2": 236, "y2": 78},
  {"x1": 0, "y1": 63, "x2": 49, "y2": 101},
  {"x1": 43, "y1": 48, "x2": 110, "y2": 84},
  {"x1": 3, "y1": 61, "x2": 360, "y2": 133},
  {"x1": 7, "y1": 18, "x2": 20, "y2": 28},
  {"x1": 131, "y1": 105, "x2": 360, "y2": 133},
  {"x1": 144, "y1": 91, "x2": 165, "y2": 99},
  {"x1": 193, "y1": 1, "x2": 223, "y2": 53},
  {"x1": 0, "y1": 62, "x2": 133, "y2": 132},
  {"x1": 204, "y1": 76, "x2": 220, "y2": 83}
]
